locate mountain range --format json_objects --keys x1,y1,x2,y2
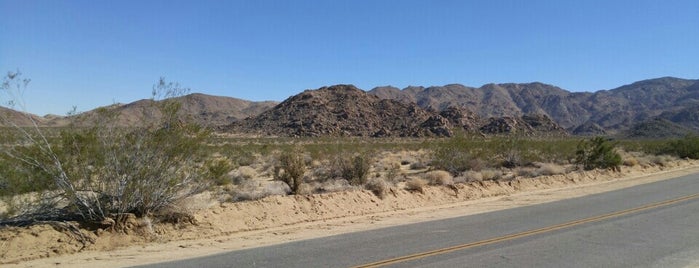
[{"x1": 2, "y1": 77, "x2": 697, "y2": 138}]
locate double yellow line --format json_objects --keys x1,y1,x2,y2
[{"x1": 353, "y1": 193, "x2": 699, "y2": 268}]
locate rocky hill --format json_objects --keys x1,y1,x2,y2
[
  {"x1": 369, "y1": 77, "x2": 699, "y2": 136},
  {"x1": 229, "y1": 85, "x2": 442, "y2": 137}
]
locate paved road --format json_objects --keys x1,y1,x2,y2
[{"x1": 137, "y1": 173, "x2": 699, "y2": 268}]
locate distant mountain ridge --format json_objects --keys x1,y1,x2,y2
[
  {"x1": 2, "y1": 77, "x2": 698, "y2": 138},
  {"x1": 369, "y1": 77, "x2": 699, "y2": 136},
  {"x1": 4, "y1": 93, "x2": 278, "y2": 128}
]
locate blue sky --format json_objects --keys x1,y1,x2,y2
[{"x1": 1, "y1": 0, "x2": 698, "y2": 115}]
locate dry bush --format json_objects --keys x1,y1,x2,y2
[
  {"x1": 274, "y1": 148, "x2": 306, "y2": 194},
  {"x1": 651, "y1": 155, "x2": 673, "y2": 167},
  {"x1": 230, "y1": 181, "x2": 291, "y2": 202},
  {"x1": 384, "y1": 162, "x2": 401, "y2": 182},
  {"x1": 405, "y1": 178, "x2": 427, "y2": 193},
  {"x1": 316, "y1": 179, "x2": 356, "y2": 193},
  {"x1": 365, "y1": 177, "x2": 390, "y2": 199},
  {"x1": 231, "y1": 166, "x2": 258, "y2": 184},
  {"x1": 537, "y1": 163, "x2": 566, "y2": 176},
  {"x1": 331, "y1": 153, "x2": 372, "y2": 185},
  {"x1": 461, "y1": 170, "x2": 484, "y2": 182},
  {"x1": 623, "y1": 157, "x2": 639, "y2": 167},
  {"x1": 480, "y1": 169, "x2": 502, "y2": 181},
  {"x1": 515, "y1": 167, "x2": 538, "y2": 178},
  {"x1": 409, "y1": 162, "x2": 428, "y2": 170},
  {"x1": 423, "y1": 170, "x2": 454, "y2": 186}
]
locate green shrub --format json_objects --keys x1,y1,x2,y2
[
  {"x1": 430, "y1": 136, "x2": 479, "y2": 175},
  {"x1": 664, "y1": 135, "x2": 699, "y2": 159},
  {"x1": 205, "y1": 157, "x2": 234, "y2": 186},
  {"x1": 575, "y1": 137, "x2": 622, "y2": 171}
]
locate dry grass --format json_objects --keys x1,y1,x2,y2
[
  {"x1": 405, "y1": 178, "x2": 427, "y2": 193},
  {"x1": 423, "y1": 170, "x2": 454, "y2": 186},
  {"x1": 537, "y1": 163, "x2": 566, "y2": 176},
  {"x1": 623, "y1": 157, "x2": 639, "y2": 167}
]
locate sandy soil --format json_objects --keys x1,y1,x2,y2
[{"x1": 3, "y1": 159, "x2": 699, "y2": 267}]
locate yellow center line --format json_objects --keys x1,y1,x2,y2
[{"x1": 352, "y1": 193, "x2": 699, "y2": 268}]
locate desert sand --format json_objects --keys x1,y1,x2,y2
[{"x1": 2, "y1": 159, "x2": 698, "y2": 267}]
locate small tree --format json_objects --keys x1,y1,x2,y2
[{"x1": 575, "y1": 137, "x2": 622, "y2": 171}]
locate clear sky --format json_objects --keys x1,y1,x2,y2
[{"x1": 1, "y1": 0, "x2": 698, "y2": 115}]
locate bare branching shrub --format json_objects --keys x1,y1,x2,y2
[
  {"x1": 365, "y1": 177, "x2": 390, "y2": 199},
  {"x1": 423, "y1": 170, "x2": 454, "y2": 186},
  {"x1": 273, "y1": 148, "x2": 306, "y2": 194},
  {"x1": 1, "y1": 73, "x2": 209, "y2": 225},
  {"x1": 329, "y1": 153, "x2": 372, "y2": 186},
  {"x1": 385, "y1": 162, "x2": 401, "y2": 182},
  {"x1": 405, "y1": 178, "x2": 427, "y2": 193}
]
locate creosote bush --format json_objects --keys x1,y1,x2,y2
[
  {"x1": 1, "y1": 73, "x2": 209, "y2": 225},
  {"x1": 575, "y1": 137, "x2": 622, "y2": 171}
]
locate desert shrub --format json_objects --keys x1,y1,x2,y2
[
  {"x1": 273, "y1": 148, "x2": 306, "y2": 194},
  {"x1": 430, "y1": 136, "x2": 478, "y2": 175},
  {"x1": 1, "y1": 75, "x2": 210, "y2": 224},
  {"x1": 651, "y1": 155, "x2": 673, "y2": 167},
  {"x1": 205, "y1": 157, "x2": 234, "y2": 185},
  {"x1": 230, "y1": 180, "x2": 291, "y2": 202},
  {"x1": 384, "y1": 162, "x2": 401, "y2": 182},
  {"x1": 480, "y1": 169, "x2": 502, "y2": 181},
  {"x1": 575, "y1": 137, "x2": 622, "y2": 171},
  {"x1": 365, "y1": 177, "x2": 390, "y2": 199},
  {"x1": 405, "y1": 177, "x2": 427, "y2": 193},
  {"x1": 623, "y1": 157, "x2": 639, "y2": 167},
  {"x1": 664, "y1": 135, "x2": 699, "y2": 159},
  {"x1": 332, "y1": 153, "x2": 372, "y2": 185},
  {"x1": 230, "y1": 166, "x2": 257, "y2": 184},
  {"x1": 461, "y1": 170, "x2": 484, "y2": 182},
  {"x1": 316, "y1": 179, "x2": 355, "y2": 193},
  {"x1": 423, "y1": 170, "x2": 454, "y2": 186},
  {"x1": 515, "y1": 167, "x2": 538, "y2": 178}
]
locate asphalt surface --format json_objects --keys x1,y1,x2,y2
[{"x1": 136, "y1": 172, "x2": 699, "y2": 268}]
